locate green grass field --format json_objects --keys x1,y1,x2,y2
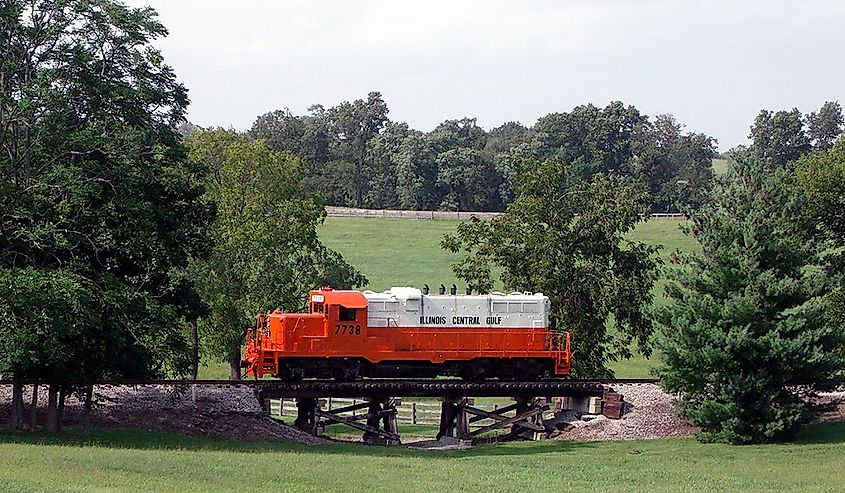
[
  {"x1": 198, "y1": 217, "x2": 694, "y2": 379},
  {"x1": 318, "y1": 216, "x2": 696, "y2": 295},
  {"x1": 1, "y1": 423, "x2": 844, "y2": 492},
  {"x1": 318, "y1": 216, "x2": 695, "y2": 378}
]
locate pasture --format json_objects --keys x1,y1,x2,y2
[
  {"x1": 319, "y1": 216, "x2": 695, "y2": 294},
  {"x1": 319, "y1": 216, "x2": 695, "y2": 378},
  {"x1": 1, "y1": 423, "x2": 844, "y2": 492},
  {"x1": 198, "y1": 216, "x2": 692, "y2": 379}
]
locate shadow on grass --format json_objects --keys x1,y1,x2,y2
[
  {"x1": 0, "y1": 426, "x2": 596, "y2": 458},
  {"x1": 2, "y1": 420, "x2": 843, "y2": 457},
  {"x1": 793, "y1": 421, "x2": 845, "y2": 445}
]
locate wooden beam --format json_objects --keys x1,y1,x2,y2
[
  {"x1": 317, "y1": 408, "x2": 395, "y2": 426},
  {"x1": 324, "y1": 400, "x2": 373, "y2": 415},
  {"x1": 314, "y1": 408, "x2": 399, "y2": 441},
  {"x1": 464, "y1": 404, "x2": 518, "y2": 424},
  {"x1": 462, "y1": 405, "x2": 549, "y2": 439}
]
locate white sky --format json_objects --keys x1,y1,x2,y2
[{"x1": 126, "y1": 0, "x2": 845, "y2": 150}]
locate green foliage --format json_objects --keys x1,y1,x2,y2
[
  {"x1": 632, "y1": 115, "x2": 717, "y2": 212},
  {"x1": 533, "y1": 102, "x2": 645, "y2": 178},
  {"x1": 791, "y1": 136, "x2": 845, "y2": 242},
  {"x1": 186, "y1": 130, "x2": 366, "y2": 376},
  {"x1": 749, "y1": 108, "x2": 810, "y2": 168},
  {"x1": 434, "y1": 147, "x2": 500, "y2": 212},
  {"x1": 747, "y1": 101, "x2": 843, "y2": 169},
  {"x1": 249, "y1": 97, "x2": 718, "y2": 214},
  {"x1": 443, "y1": 157, "x2": 661, "y2": 377},
  {"x1": 361, "y1": 121, "x2": 408, "y2": 209},
  {"x1": 656, "y1": 157, "x2": 845, "y2": 444},
  {"x1": 807, "y1": 102, "x2": 844, "y2": 152},
  {"x1": 0, "y1": 0, "x2": 207, "y2": 387},
  {"x1": 0, "y1": 269, "x2": 96, "y2": 382},
  {"x1": 395, "y1": 131, "x2": 438, "y2": 210}
]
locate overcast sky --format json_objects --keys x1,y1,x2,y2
[{"x1": 126, "y1": 0, "x2": 844, "y2": 150}]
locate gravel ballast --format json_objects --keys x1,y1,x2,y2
[{"x1": 559, "y1": 383, "x2": 696, "y2": 441}]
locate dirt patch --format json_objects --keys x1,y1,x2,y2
[{"x1": 0, "y1": 384, "x2": 324, "y2": 445}]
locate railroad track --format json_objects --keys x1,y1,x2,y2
[
  {"x1": 0, "y1": 378, "x2": 659, "y2": 385},
  {"x1": 0, "y1": 377, "x2": 658, "y2": 398}
]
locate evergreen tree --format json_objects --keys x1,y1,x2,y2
[{"x1": 656, "y1": 157, "x2": 845, "y2": 444}]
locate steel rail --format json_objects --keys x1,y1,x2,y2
[{"x1": 0, "y1": 378, "x2": 659, "y2": 386}]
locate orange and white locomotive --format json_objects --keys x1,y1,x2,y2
[{"x1": 243, "y1": 286, "x2": 571, "y2": 380}]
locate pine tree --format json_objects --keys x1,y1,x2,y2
[{"x1": 656, "y1": 157, "x2": 844, "y2": 444}]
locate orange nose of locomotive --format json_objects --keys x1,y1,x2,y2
[{"x1": 242, "y1": 313, "x2": 265, "y2": 377}]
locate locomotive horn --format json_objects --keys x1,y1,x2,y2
[
  {"x1": 466, "y1": 285, "x2": 472, "y2": 295},
  {"x1": 439, "y1": 284, "x2": 446, "y2": 295},
  {"x1": 450, "y1": 284, "x2": 457, "y2": 295},
  {"x1": 423, "y1": 284, "x2": 430, "y2": 295}
]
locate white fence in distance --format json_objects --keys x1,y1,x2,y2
[
  {"x1": 326, "y1": 206, "x2": 684, "y2": 221},
  {"x1": 269, "y1": 398, "x2": 507, "y2": 427}
]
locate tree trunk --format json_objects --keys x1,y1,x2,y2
[
  {"x1": 190, "y1": 321, "x2": 199, "y2": 380},
  {"x1": 8, "y1": 377, "x2": 23, "y2": 430},
  {"x1": 46, "y1": 384, "x2": 59, "y2": 433},
  {"x1": 29, "y1": 384, "x2": 39, "y2": 430},
  {"x1": 82, "y1": 384, "x2": 93, "y2": 437},
  {"x1": 230, "y1": 355, "x2": 241, "y2": 380},
  {"x1": 57, "y1": 385, "x2": 66, "y2": 432},
  {"x1": 355, "y1": 146, "x2": 365, "y2": 207}
]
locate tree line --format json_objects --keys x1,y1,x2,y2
[{"x1": 247, "y1": 95, "x2": 719, "y2": 213}]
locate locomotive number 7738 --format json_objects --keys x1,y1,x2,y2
[{"x1": 335, "y1": 324, "x2": 362, "y2": 335}]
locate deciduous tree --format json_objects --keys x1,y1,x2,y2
[
  {"x1": 0, "y1": 0, "x2": 209, "y2": 430},
  {"x1": 749, "y1": 108, "x2": 810, "y2": 168},
  {"x1": 186, "y1": 130, "x2": 366, "y2": 379},
  {"x1": 806, "y1": 101, "x2": 844, "y2": 152},
  {"x1": 442, "y1": 157, "x2": 660, "y2": 377}
]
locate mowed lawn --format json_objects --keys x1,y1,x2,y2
[
  {"x1": 318, "y1": 216, "x2": 695, "y2": 378},
  {"x1": 1, "y1": 423, "x2": 844, "y2": 493},
  {"x1": 318, "y1": 216, "x2": 695, "y2": 294},
  {"x1": 198, "y1": 217, "x2": 692, "y2": 379}
]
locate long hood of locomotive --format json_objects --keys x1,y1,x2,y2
[{"x1": 363, "y1": 288, "x2": 550, "y2": 329}]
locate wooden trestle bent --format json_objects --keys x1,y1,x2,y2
[{"x1": 255, "y1": 380, "x2": 606, "y2": 444}]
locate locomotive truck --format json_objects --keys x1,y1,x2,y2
[{"x1": 243, "y1": 286, "x2": 571, "y2": 380}]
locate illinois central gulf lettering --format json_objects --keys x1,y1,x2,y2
[
  {"x1": 452, "y1": 316, "x2": 480, "y2": 325},
  {"x1": 419, "y1": 316, "x2": 447, "y2": 325},
  {"x1": 486, "y1": 316, "x2": 502, "y2": 325}
]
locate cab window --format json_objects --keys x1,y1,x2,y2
[{"x1": 339, "y1": 307, "x2": 357, "y2": 321}]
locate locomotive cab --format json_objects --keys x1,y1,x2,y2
[{"x1": 310, "y1": 288, "x2": 368, "y2": 338}]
